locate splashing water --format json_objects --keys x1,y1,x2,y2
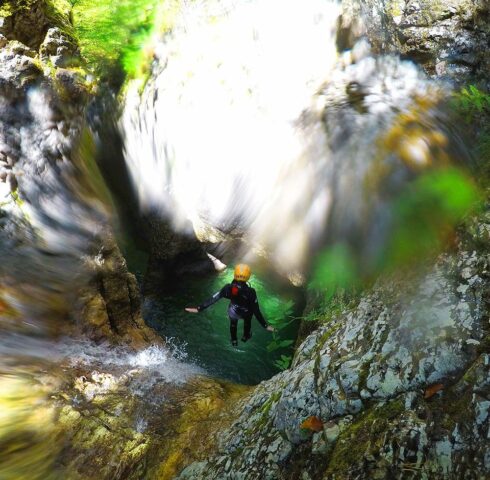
[
  {"x1": 58, "y1": 338, "x2": 202, "y2": 384},
  {"x1": 1, "y1": 334, "x2": 202, "y2": 382},
  {"x1": 121, "y1": 0, "x2": 471, "y2": 282}
]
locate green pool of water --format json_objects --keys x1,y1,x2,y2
[{"x1": 143, "y1": 268, "x2": 300, "y2": 385}]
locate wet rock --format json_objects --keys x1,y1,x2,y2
[
  {"x1": 55, "y1": 68, "x2": 89, "y2": 104},
  {"x1": 354, "y1": 0, "x2": 490, "y2": 86},
  {"x1": 176, "y1": 215, "x2": 490, "y2": 478},
  {"x1": 0, "y1": 0, "x2": 73, "y2": 51},
  {"x1": 80, "y1": 236, "x2": 161, "y2": 347},
  {"x1": 57, "y1": 368, "x2": 246, "y2": 479},
  {"x1": 40, "y1": 27, "x2": 80, "y2": 68}
]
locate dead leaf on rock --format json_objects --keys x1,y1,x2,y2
[
  {"x1": 300, "y1": 416, "x2": 323, "y2": 432},
  {"x1": 424, "y1": 383, "x2": 444, "y2": 399}
]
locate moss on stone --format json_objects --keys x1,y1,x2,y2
[
  {"x1": 387, "y1": 0, "x2": 404, "y2": 18},
  {"x1": 325, "y1": 399, "x2": 405, "y2": 477},
  {"x1": 357, "y1": 359, "x2": 373, "y2": 392},
  {"x1": 53, "y1": 387, "x2": 152, "y2": 479},
  {"x1": 0, "y1": 0, "x2": 75, "y2": 49},
  {"x1": 44, "y1": 0, "x2": 75, "y2": 36},
  {"x1": 0, "y1": 375, "x2": 60, "y2": 480},
  {"x1": 149, "y1": 379, "x2": 251, "y2": 480},
  {"x1": 426, "y1": 381, "x2": 475, "y2": 434},
  {"x1": 320, "y1": 323, "x2": 342, "y2": 346},
  {"x1": 253, "y1": 391, "x2": 282, "y2": 431}
]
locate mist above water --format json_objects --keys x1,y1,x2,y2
[{"x1": 121, "y1": 0, "x2": 468, "y2": 283}]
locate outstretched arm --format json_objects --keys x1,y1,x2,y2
[
  {"x1": 253, "y1": 294, "x2": 275, "y2": 331},
  {"x1": 185, "y1": 285, "x2": 229, "y2": 313}
]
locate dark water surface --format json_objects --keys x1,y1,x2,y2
[{"x1": 143, "y1": 269, "x2": 301, "y2": 385}]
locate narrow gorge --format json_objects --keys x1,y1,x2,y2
[{"x1": 0, "y1": 1, "x2": 489, "y2": 479}]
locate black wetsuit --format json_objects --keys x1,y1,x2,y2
[{"x1": 198, "y1": 280, "x2": 268, "y2": 343}]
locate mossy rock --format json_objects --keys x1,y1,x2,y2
[
  {"x1": 324, "y1": 399, "x2": 406, "y2": 477},
  {"x1": 0, "y1": 375, "x2": 60, "y2": 480},
  {"x1": 0, "y1": 0, "x2": 74, "y2": 51},
  {"x1": 148, "y1": 379, "x2": 251, "y2": 480}
]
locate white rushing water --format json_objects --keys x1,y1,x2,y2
[
  {"x1": 0, "y1": 334, "x2": 203, "y2": 392},
  {"x1": 121, "y1": 0, "x2": 457, "y2": 282}
]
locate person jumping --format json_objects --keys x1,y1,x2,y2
[{"x1": 185, "y1": 264, "x2": 275, "y2": 347}]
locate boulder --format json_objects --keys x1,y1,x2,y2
[
  {"x1": 356, "y1": 0, "x2": 490, "y2": 86},
  {"x1": 40, "y1": 27, "x2": 80, "y2": 68},
  {"x1": 175, "y1": 206, "x2": 490, "y2": 479}
]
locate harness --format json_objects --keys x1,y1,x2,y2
[{"x1": 229, "y1": 282, "x2": 253, "y2": 317}]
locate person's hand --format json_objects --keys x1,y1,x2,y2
[
  {"x1": 185, "y1": 307, "x2": 199, "y2": 313},
  {"x1": 266, "y1": 325, "x2": 275, "y2": 332}
]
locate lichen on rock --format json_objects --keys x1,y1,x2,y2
[
  {"x1": 0, "y1": 0, "x2": 157, "y2": 345},
  {"x1": 353, "y1": 0, "x2": 490, "y2": 86},
  {"x1": 176, "y1": 207, "x2": 490, "y2": 478}
]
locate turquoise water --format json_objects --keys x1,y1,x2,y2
[{"x1": 143, "y1": 269, "x2": 301, "y2": 385}]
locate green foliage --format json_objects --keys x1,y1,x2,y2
[
  {"x1": 70, "y1": 0, "x2": 161, "y2": 79},
  {"x1": 305, "y1": 168, "x2": 478, "y2": 325},
  {"x1": 266, "y1": 338, "x2": 294, "y2": 353},
  {"x1": 451, "y1": 85, "x2": 490, "y2": 171},
  {"x1": 309, "y1": 243, "x2": 358, "y2": 300},
  {"x1": 303, "y1": 288, "x2": 357, "y2": 325},
  {"x1": 453, "y1": 85, "x2": 490, "y2": 121},
  {"x1": 382, "y1": 168, "x2": 479, "y2": 269},
  {"x1": 273, "y1": 354, "x2": 292, "y2": 370},
  {"x1": 306, "y1": 244, "x2": 361, "y2": 326},
  {"x1": 0, "y1": 1, "x2": 15, "y2": 16}
]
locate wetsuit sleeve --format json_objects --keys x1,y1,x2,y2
[
  {"x1": 252, "y1": 291, "x2": 268, "y2": 328},
  {"x1": 197, "y1": 285, "x2": 230, "y2": 312}
]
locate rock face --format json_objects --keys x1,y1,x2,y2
[
  {"x1": 356, "y1": 0, "x2": 490, "y2": 86},
  {"x1": 177, "y1": 212, "x2": 490, "y2": 479},
  {"x1": 126, "y1": 210, "x2": 214, "y2": 295},
  {"x1": 0, "y1": 0, "x2": 157, "y2": 344},
  {"x1": 0, "y1": 0, "x2": 73, "y2": 51},
  {"x1": 52, "y1": 353, "x2": 249, "y2": 480},
  {"x1": 79, "y1": 236, "x2": 160, "y2": 346},
  {"x1": 40, "y1": 27, "x2": 79, "y2": 67}
]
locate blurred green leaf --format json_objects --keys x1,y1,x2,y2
[
  {"x1": 72, "y1": 0, "x2": 161, "y2": 78},
  {"x1": 309, "y1": 244, "x2": 358, "y2": 300},
  {"x1": 382, "y1": 168, "x2": 479, "y2": 269},
  {"x1": 273, "y1": 355, "x2": 292, "y2": 370},
  {"x1": 266, "y1": 339, "x2": 294, "y2": 352}
]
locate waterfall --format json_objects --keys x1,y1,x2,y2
[{"x1": 121, "y1": 0, "x2": 466, "y2": 283}]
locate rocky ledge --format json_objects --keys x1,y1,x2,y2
[
  {"x1": 177, "y1": 209, "x2": 490, "y2": 478},
  {"x1": 355, "y1": 0, "x2": 490, "y2": 86},
  {"x1": 0, "y1": 0, "x2": 157, "y2": 345}
]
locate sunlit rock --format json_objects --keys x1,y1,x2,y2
[
  {"x1": 121, "y1": 0, "x2": 472, "y2": 284},
  {"x1": 177, "y1": 209, "x2": 490, "y2": 478}
]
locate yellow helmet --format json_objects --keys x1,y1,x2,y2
[{"x1": 234, "y1": 264, "x2": 251, "y2": 282}]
